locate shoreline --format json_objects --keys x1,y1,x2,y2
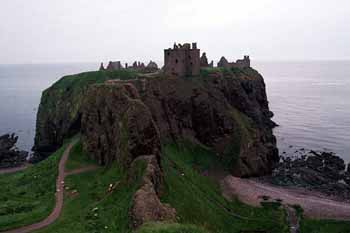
[{"x1": 222, "y1": 175, "x2": 350, "y2": 220}]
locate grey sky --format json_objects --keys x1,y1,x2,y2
[{"x1": 1, "y1": 0, "x2": 349, "y2": 64}]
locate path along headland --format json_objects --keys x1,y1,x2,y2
[{"x1": 1, "y1": 141, "x2": 97, "y2": 233}]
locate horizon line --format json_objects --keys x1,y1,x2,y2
[{"x1": 1, "y1": 58, "x2": 350, "y2": 65}]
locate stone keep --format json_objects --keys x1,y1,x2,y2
[{"x1": 164, "y1": 42, "x2": 200, "y2": 77}]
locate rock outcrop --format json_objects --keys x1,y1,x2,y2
[
  {"x1": 129, "y1": 155, "x2": 176, "y2": 228},
  {"x1": 81, "y1": 83, "x2": 160, "y2": 167},
  {"x1": 33, "y1": 70, "x2": 138, "y2": 161},
  {"x1": 34, "y1": 67, "x2": 278, "y2": 177},
  {"x1": 0, "y1": 134, "x2": 27, "y2": 168},
  {"x1": 136, "y1": 68, "x2": 278, "y2": 177},
  {"x1": 266, "y1": 150, "x2": 350, "y2": 201},
  {"x1": 81, "y1": 83, "x2": 176, "y2": 227}
]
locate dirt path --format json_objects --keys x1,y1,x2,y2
[
  {"x1": 285, "y1": 205, "x2": 299, "y2": 233},
  {"x1": 0, "y1": 164, "x2": 29, "y2": 175},
  {"x1": 65, "y1": 165, "x2": 98, "y2": 176},
  {"x1": 222, "y1": 175, "x2": 350, "y2": 221},
  {"x1": 2, "y1": 140, "x2": 94, "y2": 233}
]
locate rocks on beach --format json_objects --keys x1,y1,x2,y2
[
  {"x1": 267, "y1": 149, "x2": 350, "y2": 201},
  {"x1": 0, "y1": 133, "x2": 28, "y2": 169}
]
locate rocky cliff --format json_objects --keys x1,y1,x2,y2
[
  {"x1": 80, "y1": 83, "x2": 161, "y2": 168},
  {"x1": 0, "y1": 134, "x2": 28, "y2": 168},
  {"x1": 33, "y1": 70, "x2": 138, "y2": 161},
  {"x1": 34, "y1": 67, "x2": 278, "y2": 177}
]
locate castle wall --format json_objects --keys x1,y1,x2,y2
[
  {"x1": 217, "y1": 56, "x2": 250, "y2": 69},
  {"x1": 164, "y1": 43, "x2": 200, "y2": 77}
]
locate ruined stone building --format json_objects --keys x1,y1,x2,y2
[
  {"x1": 100, "y1": 59, "x2": 160, "y2": 73},
  {"x1": 100, "y1": 42, "x2": 250, "y2": 75},
  {"x1": 217, "y1": 56, "x2": 250, "y2": 69},
  {"x1": 200, "y1": 52, "x2": 214, "y2": 68},
  {"x1": 144, "y1": 61, "x2": 159, "y2": 73},
  {"x1": 99, "y1": 62, "x2": 105, "y2": 71},
  {"x1": 200, "y1": 52, "x2": 209, "y2": 67},
  {"x1": 132, "y1": 61, "x2": 146, "y2": 69},
  {"x1": 106, "y1": 61, "x2": 123, "y2": 70},
  {"x1": 164, "y1": 42, "x2": 200, "y2": 77},
  {"x1": 147, "y1": 60, "x2": 158, "y2": 70}
]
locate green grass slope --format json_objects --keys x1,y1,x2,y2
[
  {"x1": 136, "y1": 222, "x2": 210, "y2": 233},
  {"x1": 64, "y1": 140, "x2": 95, "y2": 172},
  {"x1": 160, "y1": 143, "x2": 289, "y2": 233},
  {"x1": 0, "y1": 144, "x2": 67, "y2": 231},
  {"x1": 34, "y1": 139, "x2": 145, "y2": 233},
  {"x1": 300, "y1": 219, "x2": 350, "y2": 233},
  {"x1": 3, "y1": 135, "x2": 349, "y2": 233}
]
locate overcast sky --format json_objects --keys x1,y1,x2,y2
[{"x1": 1, "y1": 0, "x2": 349, "y2": 64}]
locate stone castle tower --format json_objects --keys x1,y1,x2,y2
[{"x1": 164, "y1": 42, "x2": 200, "y2": 77}]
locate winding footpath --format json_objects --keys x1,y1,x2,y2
[
  {"x1": 222, "y1": 176, "x2": 350, "y2": 221},
  {"x1": 0, "y1": 164, "x2": 29, "y2": 175},
  {"x1": 1, "y1": 141, "x2": 97, "y2": 233}
]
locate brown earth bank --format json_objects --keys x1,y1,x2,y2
[
  {"x1": 33, "y1": 68, "x2": 278, "y2": 177},
  {"x1": 222, "y1": 175, "x2": 350, "y2": 220}
]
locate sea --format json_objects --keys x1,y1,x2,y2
[{"x1": 0, "y1": 61, "x2": 349, "y2": 162}]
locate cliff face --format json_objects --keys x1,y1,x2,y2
[
  {"x1": 34, "y1": 67, "x2": 278, "y2": 177},
  {"x1": 80, "y1": 83, "x2": 161, "y2": 168},
  {"x1": 136, "y1": 68, "x2": 278, "y2": 177},
  {"x1": 33, "y1": 70, "x2": 138, "y2": 160}
]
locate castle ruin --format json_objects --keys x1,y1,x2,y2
[
  {"x1": 99, "y1": 60, "x2": 159, "y2": 73},
  {"x1": 164, "y1": 43, "x2": 200, "y2": 77},
  {"x1": 106, "y1": 61, "x2": 123, "y2": 70},
  {"x1": 99, "y1": 42, "x2": 251, "y2": 76},
  {"x1": 217, "y1": 56, "x2": 250, "y2": 69}
]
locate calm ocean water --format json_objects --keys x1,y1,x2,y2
[
  {"x1": 0, "y1": 62, "x2": 349, "y2": 162},
  {"x1": 0, "y1": 63, "x2": 97, "y2": 151},
  {"x1": 255, "y1": 61, "x2": 350, "y2": 162}
]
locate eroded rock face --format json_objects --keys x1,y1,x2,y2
[
  {"x1": 129, "y1": 155, "x2": 176, "y2": 228},
  {"x1": 135, "y1": 69, "x2": 278, "y2": 177},
  {"x1": 35, "y1": 67, "x2": 278, "y2": 177},
  {"x1": 81, "y1": 83, "x2": 160, "y2": 167},
  {"x1": 81, "y1": 83, "x2": 176, "y2": 227}
]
